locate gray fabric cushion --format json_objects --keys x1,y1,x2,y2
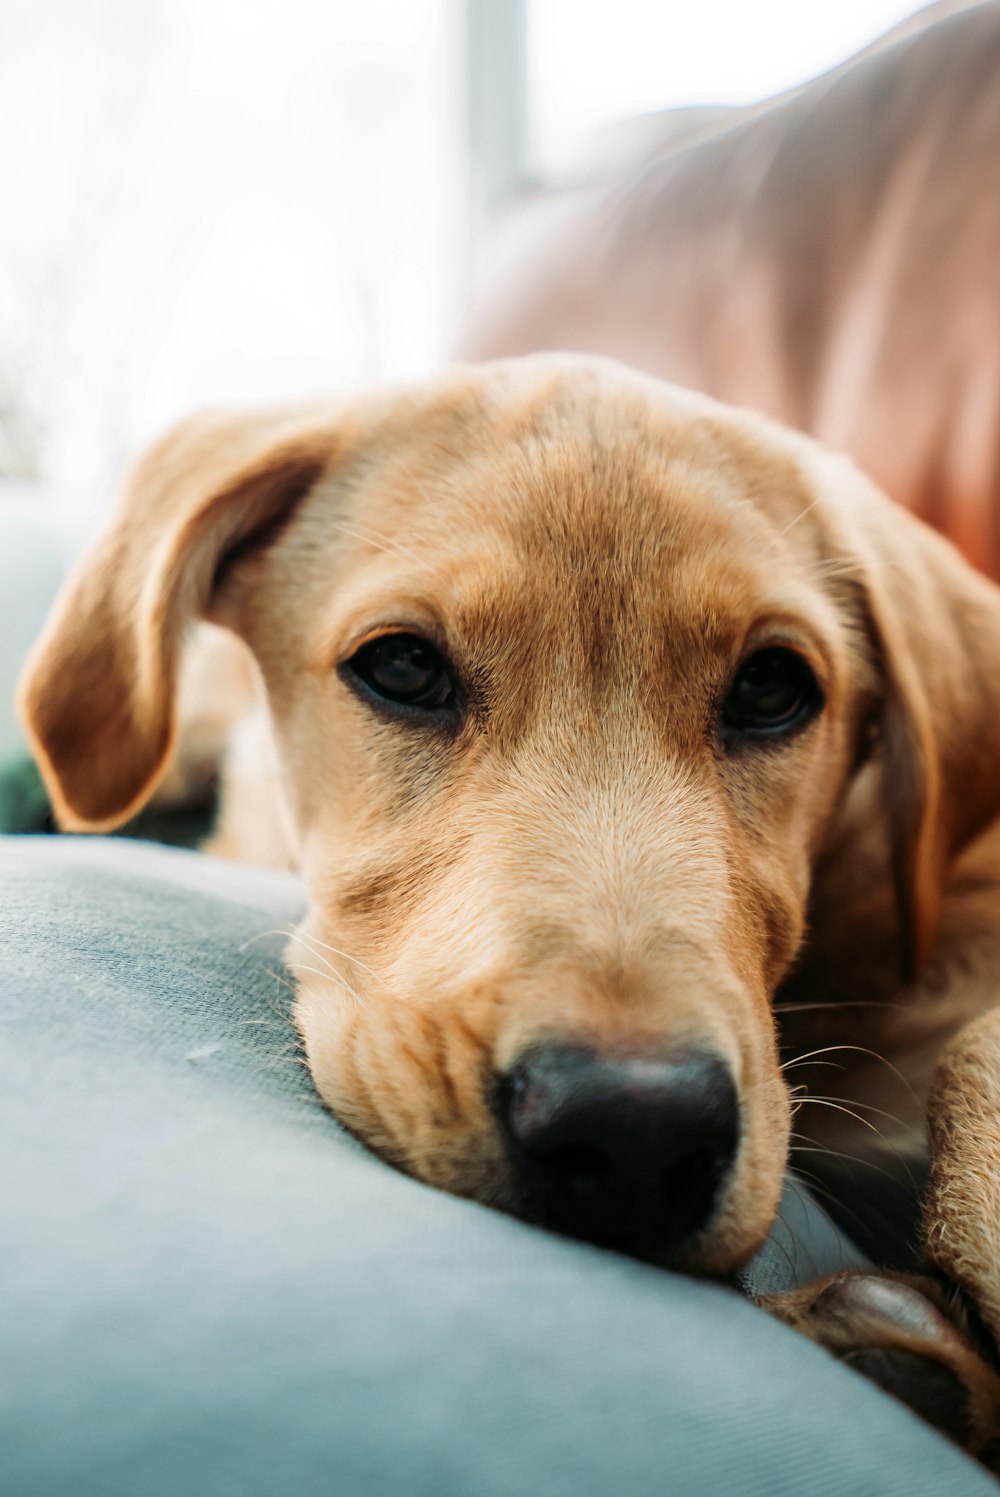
[{"x1": 1, "y1": 835, "x2": 993, "y2": 1497}]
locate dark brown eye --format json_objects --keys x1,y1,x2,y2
[
  {"x1": 724, "y1": 648, "x2": 821, "y2": 736},
  {"x1": 347, "y1": 633, "x2": 455, "y2": 710}
]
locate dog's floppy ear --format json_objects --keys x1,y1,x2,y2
[
  {"x1": 835, "y1": 462, "x2": 1000, "y2": 978},
  {"x1": 18, "y1": 403, "x2": 338, "y2": 832}
]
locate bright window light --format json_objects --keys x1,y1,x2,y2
[{"x1": 529, "y1": 0, "x2": 924, "y2": 171}]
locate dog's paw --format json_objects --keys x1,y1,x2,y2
[{"x1": 760, "y1": 1271, "x2": 1000, "y2": 1466}]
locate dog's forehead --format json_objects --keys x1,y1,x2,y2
[{"x1": 324, "y1": 364, "x2": 831, "y2": 634}]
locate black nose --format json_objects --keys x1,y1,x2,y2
[{"x1": 497, "y1": 1045, "x2": 739, "y2": 1256}]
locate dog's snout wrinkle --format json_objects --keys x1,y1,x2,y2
[{"x1": 498, "y1": 1044, "x2": 739, "y2": 1255}]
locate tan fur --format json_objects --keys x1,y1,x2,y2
[
  {"x1": 926, "y1": 1008, "x2": 1000, "y2": 1335},
  {"x1": 17, "y1": 354, "x2": 1000, "y2": 1455},
  {"x1": 153, "y1": 624, "x2": 259, "y2": 811}
]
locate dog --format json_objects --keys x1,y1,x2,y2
[{"x1": 18, "y1": 355, "x2": 1000, "y2": 1463}]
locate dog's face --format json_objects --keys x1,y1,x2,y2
[
  {"x1": 22, "y1": 356, "x2": 1000, "y2": 1275},
  {"x1": 247, "y1": 370, "x2": 867, "y2": 1275}
]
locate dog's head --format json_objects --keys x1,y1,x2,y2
[{"x1": 20, "y1": 356, "x2": 1000, "y2": 1273}]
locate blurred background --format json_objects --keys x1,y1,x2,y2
[
  {"x1": 0, "y1": 0, "x2": 977, "y2": 783},
  {"x1": 2, "y1": 0, "x2": 924, "y2": 509}
]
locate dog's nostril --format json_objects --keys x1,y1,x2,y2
[
  {"x1": 661, "y1": 1147, "x2": 718, "y2": 1208},
  {"x1": 536, "y1": 1141, "x2": 609, "y2": 1178},
  {"x1": 498, "y1": 1044, "x2": 740, "y2": 1253}
]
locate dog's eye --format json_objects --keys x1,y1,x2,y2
[
  {"x1": 347, "y1": 633, "x2": 455, "y2": 710},
  {"x1": 724, "y1": 648, "x2": 821, "y2": 736}
]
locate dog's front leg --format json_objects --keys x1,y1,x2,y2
[
  {"x1": 758, "y1": 1005, "x2": 1000, "y2": 1466},
  {"x1": 925, "y1": 1004, "x2": 1000, "y2": 1350}
]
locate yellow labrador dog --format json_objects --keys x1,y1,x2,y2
[{"x1": 18, "y1": 356, "x2": 1000, "y2": 1462}]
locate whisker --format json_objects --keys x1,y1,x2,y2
[
  {"x1": 287, "y1": 960, "x2": 368, "y2": 1010},
  {"x1": 293, "y1": 930, "x2": 382, "y2": 982},
  {"x1": 779, "y1": 1058, "x2": 846, "y2": 1074},
  {"x1": 760, "y1": 1225, "x2": 809, "y2": 1288},
  {"x1": 763, "y1": 495, "x2": 824, "y2": 551},
  {"x1": 238, "y1": 926, "x2": 300, "y2": 954},
  {"x1": 288, "y1": 930, "x2": 385, "y2": 1005},
  {"x1": 779, "y1": 1042, "x2": 924, "y2": 1116},
  {"x1": 802, "y1": 553, "x2": 913, "y2": 581},
  {"x1": 325, "y1": 519, "x2": 450, "y2": 580},
  {"x1": 774, "y1": 999, "x2": 909, "y2": 1014},
  {"x1": 790, "y1": 1127, "x2": 920, "y2": 1194},
  {"x1": 781, "y1": 1043, "x2": 872, "y2": 1068},
  {"x1": 287, "y1": 931, "x2": 371, "y2": 998},
  {"x1": 289, "y1": 944, "x2": 350, "y2": 988},
  {"x1": 754, "y1": 1184, "x2": 813, "y2": 1286},
  {"x1": 804, "y1": 1094, "x2": 910, "y2": 1128},
  {"x1": 791, "y1": 1143, "x2": 918, "y2": 1191},
  {"x1": 788, "y1": 1165, "x2": 882, "y2": 1247},
  {"x1": 791, "y1": 1096, "x2": 882, "y2": 1136},
  {"x1": 267, "y1": 969, "x2": 300, "y2": 1000}
]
